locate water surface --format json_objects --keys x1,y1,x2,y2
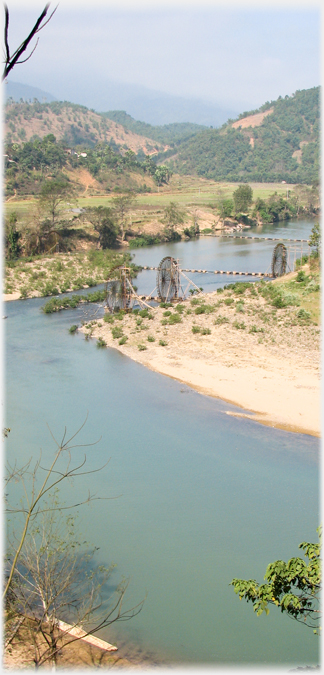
[
  {"x1": 5, "y1": 216, "x2": 319, "y2": 667},
  {"x1": 132, "y1": 217, "x2": 315, "y2": 296}
]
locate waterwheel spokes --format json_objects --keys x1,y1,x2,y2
[
  {"x1": 271, "y1": 243, "x2": 287, "y2": 278},
  {"x1": 156, "y1": 257, "x2": 180, "y2": 301}
]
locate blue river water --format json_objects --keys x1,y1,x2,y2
[{"x1": 4, "y1": 218, "x2": 320, "y2": 667}]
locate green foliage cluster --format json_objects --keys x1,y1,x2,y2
[
  {"x1": 233, "y1": 184, "x2": 253, "y2": 214},
  {"x1": 166, "y1": 88, "x2": 319, "y2": 184},
  {"x1": 218, "y1": 198, "x2": 234, "y2": 219},
  {"x1": 5, "y1": 212, "x2": 21, "y2": 260},
  {"x1": 41, "y1": 290, "x2": 106, "y2": 313},
  {"x1": 252, "y1": 193, "x2": 298, "y2": 223},
  {"x1": 111, "y1": 326, "x2": 124, "y2": 340},
  {"x1": 4, "y1": 130, "x2": 171, "y2": 197},
  {"x1": 224, "y1": 281, "x2": 255, "y2": 295},
  {"x1": 214, "y1": 315, "x2": 229, "y2": 325},
  {"x1": 129, "y1": 234, "x2": 161, "y2": 249},
  {"x1": 77, "y1": 147, "x2": 170, "y2": 187},
  {"x1": 161, "y1": 309, "x2": 182, "y2": 326},
  {"x1": 308, "y1": 222, "x2": 321, "y2": 257},
  {"x1": 260, "y1": 282, "x2": 300, "y2": 309},
  {"x1": 138, "y1": 308, "x2": 153, "y2": 319},
  {"x1": 5, "y1": 134, "x2": 67, "y2": 196},
  {"x1": 162, "y1": 202, "x2": 185, "y2": 241},
  {"x1": 5, "y1": 246, "x2": 132, "y2": 297},
  {"x1": 231, "y1": 530, "x2": 321, "y2": 634},
  {"x1": 233, "y1": 320, "x2": 246, "y2": 330},
  {"x1": 167, "y1": 312, "x2": 182, "y2": 325},
  {"x1": 192, "y1": 325, "x2": 211, "y2": 335},
  {"x1": 183, "y1": 224, "x2": 199, "y2": 239},
  {"x1": 85, "y1": 206, "x2": 119, "y2": 248},
  {"x1": 256, "y1": 270, "x2": 320, "y2": 321},
  {"x1": 194, "y1": 303, "x2": 215, "y2": 315}
]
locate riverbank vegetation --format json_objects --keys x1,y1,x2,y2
[
  {"x1": 76, "y1": 259, "x2": 320, "y2": 349},
  {"x1": 4, "y1": 176, "x2": 319, "y2": 266},
  {"x1": 72, "y1": 261, "x2": 320, "y2": 438},
  {"x1": 4, "y1": 250, "x2": 137, "y2": 299}
]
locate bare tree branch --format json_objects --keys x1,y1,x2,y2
[
  {"x1": 5, "y1": 505, "x2": 145, "y2": 667},
  {"x1": 3, "y1": 3, "x2": 58, "y2": 81},
  {"x1": 3, "y1": 416, "x2": 109, "y2": 599}
]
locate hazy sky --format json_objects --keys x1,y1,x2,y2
[{"x1": 5, "y1": 0, "x2": 320, "y2": 110}]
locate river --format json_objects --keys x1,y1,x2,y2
[{"x1": 5, "y1": 217, "x2": 319, "y2": 667}]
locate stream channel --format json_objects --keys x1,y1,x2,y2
[{"x1": 5, "y1": 218, "x2": 319, "y2": 667}]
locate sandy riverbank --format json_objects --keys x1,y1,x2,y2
[
  {"x1": 79, "y1": 286, "x2": 320, "y2": 437},
  {"x1": 4, "y1": 622, "x2": 163, "y2": 669}
]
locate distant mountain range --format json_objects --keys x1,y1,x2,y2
[
  {"x1": 5, "y1": 79, "x2": 238, "y2": 127},
  {"x1": 5, "y1": 81, "x2": 57, "y2": 104},
  {"x1": 4, "y1": 83, "x2": 319, "y2": 186}
]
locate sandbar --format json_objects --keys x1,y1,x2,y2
[{"x1": 80, "y1": 289, "x2": 321, "y2": 437}]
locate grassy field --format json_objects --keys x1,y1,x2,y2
[{"x1": 4, "y1": 176, "x2": 297, "y2": 217}]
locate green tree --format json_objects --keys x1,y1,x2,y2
[
  {"x1": 308, "y1": 222, "x2": 321, "y2": 258},
  {"x1": 24, "y1": 178, "x2": 76, "y2": 253},
  {"x1": 162, "y1": 201, "x2": 185, "y2": 241},
  {"x1": 5, "y1": 212, "x2": 21, "y2": 259},
  {"x1": 233, "y1": 185, "x2": 253, "y2": 215},
  {"x1": 231, "y1": 529, "x2": 321, "y2": 634},
  {"x1": 38, "y1": 178, "x2": 75, "y2": 228},
  {"x1": 154, "y1": 165, "x2": 171, "y2": 186},
  {"x1": 111, "y1": 193, "x2": 136, "y2": 242},
  {"x1": 85, "y1": 206, "x2": 118, "y2": 249},
  {"x1": 218, "y1": 198, "x2": 234, "y2": 219}
]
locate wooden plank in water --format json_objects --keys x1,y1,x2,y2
[{"x1": 57, "y1": 620, "x2": 118, "y2": 652}]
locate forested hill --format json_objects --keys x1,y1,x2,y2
[
  {"x1": 101, "y1": 110, "x2": 207, "y2": 145},
  {"x1": 5, "y1": 99, "x2": 207, "y2": 152},
  {"x1": 5, "y1": 87, "x2": 319, "y2": 185},
  {"x1": 4, "y1": 100, "x2": 167, "y2": 154},
  {"x1": 163, "y1": 88, "x2": 320, "y2": 184}
]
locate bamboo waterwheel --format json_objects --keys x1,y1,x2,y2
[
  {"x1": 105, "y1": 265, "x2": 132, "y2": 312},
  {"x1": 156, "y1": 257, "x2": 181, "y2": 302},
  {"x1": 271, "y1": 243, "x2": 287, "y2": 278}
]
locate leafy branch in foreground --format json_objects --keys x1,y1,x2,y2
[{"x1": 231, "y1": 528, "x2": 321, "y2": 634}]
